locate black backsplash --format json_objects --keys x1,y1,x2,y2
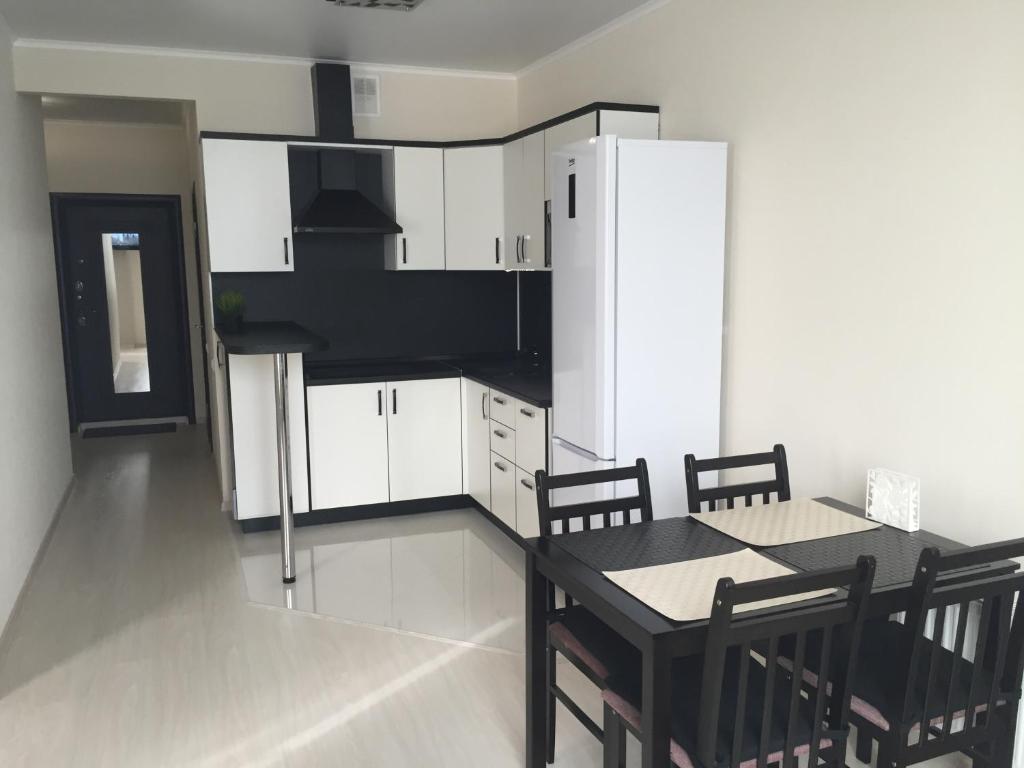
[
  {"x1": 213, "y1": 236, "x2": 522, "y2": 362},
  {"x1": 518, "y1": 271, "x2": 552, "y2": 362}
]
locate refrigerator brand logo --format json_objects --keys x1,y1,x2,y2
[{"x1": 568, "y1": 158, "x2": 575, "y2": 167}]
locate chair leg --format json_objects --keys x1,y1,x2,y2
[
  {"x1": 546, "y1": 644, "x2": 556, "y2": 764},
  {"x1": 855, "y1": 729, "x2": 873, "y2": 764},
  {"x1": 603, "y1": 702, "x2": 626, "y2": 768}
]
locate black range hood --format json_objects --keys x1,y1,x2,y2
[
  {"x1": 294, "y1": 189, "x2": 402, "y2": 235},
  {"x1": 294, "y1": 63, "x2": 402, "y2": 236}
]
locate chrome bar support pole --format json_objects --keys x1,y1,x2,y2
[{"x1": 273, "y1": 353, "x2": 296, "y2": 583}]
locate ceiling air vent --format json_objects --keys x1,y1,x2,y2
[
  {"x1": 327, "y1": 0, "x2": 425, "y2": 10},
  {"x1": 351, "y1": 75, "x2": 381, "y2": 117}
]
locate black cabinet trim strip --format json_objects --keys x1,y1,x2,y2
[{"x1": 199, "y1": 101, "x2": 659, "y2": 148}]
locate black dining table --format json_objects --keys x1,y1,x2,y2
[{"x1": 523, "y1": 497, "x2": 1018, "y2": 768}]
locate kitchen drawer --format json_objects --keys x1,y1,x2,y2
[
  {"x1": 489, "y1": 389, "x2": 516, "y2": 428},
  {"x1": 490, "y1": 421, "x2": 515, "y2": 463},
  {"x1": 490, "y1": 452, "x2": 516, "y2": 530},
  {"x1": 515, "y1": 402, "x2": 547, "y2": 475},
  {"x1": 515, "y1": 467, "x2": 541, "y2": 539}
]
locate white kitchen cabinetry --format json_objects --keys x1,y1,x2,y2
[
  {"x1": 461, "y1": 378, "x2": 491, "y2": 509},
  {"x1": 228, "y1": 353, "x2": 309, "y2": 520},
  {"x1": 504, "y1": 133, "x2": 546, "y2": 271},
  {"x1": 597, "y1": 110, "x2": 660, "y2": 141},
  {"x1": 307, "y1": 382, "x2": 390, "y2": 509},
  {"x1": 443, "y1": 146, "x2": 505, "y2": 270},
  {"x1": 202, "y1": 139, "x2": 294, "y2": 273},
  {"x1": 308, "y1": 377, "x2": 463, "y2": 509},
  {"x1": 387, "y1": 147, "x2": 446, "y2": 271},
  {"x1": 460, "y1": 378, "x2": 550, "y2": 537},
  {"x1": 515, "y1": 468, "x2": 541, "y2": 539},
  {"x1": 490, "y1": 453, "x2": 517, "y2": 529},
  {"x1": 387, "y1": 378, "x2": 463, "y2": 502}
]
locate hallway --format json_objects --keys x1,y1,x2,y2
[{"x1": 0, "y1": 428, "x2": 603, "y2": 767}]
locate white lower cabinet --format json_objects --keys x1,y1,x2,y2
[
  {"x1": 490, "y1": 452, "x2": 517, "y2": 529},
  {"x1": 307, "y1": 382, "x2": 390, "y2": 509},
  {"x1": 228, "y1": 353, "x2": 309, "y2": 520},
  {"x1": 461, "y1": 377, "x2": 550, "y2": 538},
  {"x1": 387, "y1": 378, "x2": 463, "y2": 502},
  {"x1": 461, "y1": 378, "x2": 491, "y2": 508},
  {"x1": 307, "y1": 377, "x2": 463, "y2": 511},
  {"x1": 515, "y1": 467, "x2": 541, "y2": 538}
]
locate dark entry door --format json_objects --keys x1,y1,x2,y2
[{"x1": 52, "y1": 194, "x2": 193, "y2": 428}]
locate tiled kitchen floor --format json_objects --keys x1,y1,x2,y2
[{"x1": 0, "y1": 428, "x2": 972, "y2": 767}]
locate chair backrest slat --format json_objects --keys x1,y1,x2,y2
[
  {"x1": 694, "y1": 556, "x2": 876, "y2": 768},
  {"x1": 685, "y1": 444, "x2": 791, "y2": 516},
  {"x1": 806, "y1": 625, "x2": 834, "y2": 768},
  {"x1": 534, "y1": 458, "x2": 654, "y2": 537},
  {"x1": 892, "y1": 538, "x2": 1024, "y2": 760}
]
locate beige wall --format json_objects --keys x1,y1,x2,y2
[
  {"x1": 43, "y1": 118, "x2": 207, "y2": 422},
  {"x1": 0, "y1": 14, "x2": 74, "y2": 634},
  {"x1": 14, "y1": 44, "x2": 517, "y2": 139},
  {"x1": 520, "y1": 0, "x2": 1024, "y2": 546}
]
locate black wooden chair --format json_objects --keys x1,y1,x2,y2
[
  {"x1": 601, "y1": 555, "x2": 877, "y2": 768},
  {"x1": 829, "y1": 540, "x2": 1024, "y2": 768},
  {"x1": 684, "y1": 444, "x2": 791, "y2": 515},
  {"x1": 534, "y1": 459, "x2": 654, "y2": 763}
]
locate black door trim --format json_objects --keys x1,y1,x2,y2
[{"x1": 50, "y1": 192, "x2": 196, "y2": 431}]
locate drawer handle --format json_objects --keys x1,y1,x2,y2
[
  {"x1": 377, "y1": 389, "x2": 383, "y2": 416},
  {"x1": 481, "y1": 391, "x2": 487, "y2": 420},
  {"x1": 493, "y1": 396, "x2": 507, "y2": 406},
  {"x1": 493, "y1": 429, "x2": 508, "y2": 439},
  {"x1": 519, "y1": 408, "x2": 535, "y2": 418},
  {"x1": 520, "y1": 478, "x2": 534, "y2": 490},
  {"x1": 493, "y1": 461, "x2": 508, "y2": 472}
]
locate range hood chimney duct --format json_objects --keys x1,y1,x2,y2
[{"x1": 311, "y1": 63, "x2": 354, "y2": 141}]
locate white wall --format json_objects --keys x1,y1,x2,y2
[
  {"x1": 43, "y1": 118, "x2": 207, "y2": 421},
  {"x1": 519, "y1": 0, "x2": 1024, "y2": 546},
  {"x1": 13, "y1": 43, "x2": 518, "y2": 139},
  {"x1": 0, "y1": 14, "x2": 73, "y2": 633}
]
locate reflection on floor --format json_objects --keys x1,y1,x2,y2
[
  {"x1": 113, "y1": 348, "x2": 150, "y2": 393},
  {"x1": 0, "y1": 428, "x2": 971, "y2": 767},
  {"x1": 239, "y1": 509, "x2": 525, "y2": 652}
]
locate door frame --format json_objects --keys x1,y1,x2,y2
[{"x1": 50, "y1": 192, "x2": 196, "y2": 431}]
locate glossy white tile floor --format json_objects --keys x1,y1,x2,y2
[{"x1": 0, "y1": 428, "x2": 970, "y2": 768}]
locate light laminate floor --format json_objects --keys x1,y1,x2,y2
[{"x1": 0, "y1": 428, "x2": 970, "y2": 768}]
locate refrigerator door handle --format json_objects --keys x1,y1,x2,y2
[{"x1": 552, "y1": 436, "x2": 614, "y2": 464}]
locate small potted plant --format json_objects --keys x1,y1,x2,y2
[{"x1": 215, "y1": 290, "x2": 246, "y2": 333}]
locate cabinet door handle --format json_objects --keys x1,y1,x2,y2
[
  {"x1": 495, "y1": 237, "x2": 500, "y2": 265},
  {"x1": 378, "y1": 389, "x2": 383, "y2": 416},
  {"x1": 493, "y1": 461, "x2": 508, "y2": 472},
  {"x1": 402, "y1": 237, "x2": 408, "y2": 265},
  {"x1": 519, "y1": 407, "x2": 535, "y2": 418},
  {"x1": 392, "y1": 388, "x2": 397, "y2": 415},
  {"x1": 284, "y1": 237, "x2": 290, "y2": 265},
  {"x1": 520, "y1": 478, "x2": 534, "y2": 491},
  {"x1": 522, "y1": 235, "x2": 529, "y2": 263},
  {"x1": 493, "y1": 429, "x2": 507, "y2": 439},
  {"x1": 515, "y1": 235, "x2": 522, "y2": 263},
  {"x1": 481, "y1": 391, "x2": 487, "y2": 419},
  {"x1": 492, "y1": 396, "x2": 507, "y2": 406}
]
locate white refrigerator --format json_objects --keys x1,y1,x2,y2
[{"x1": 550, "y1": 135, "x2": 727, "y2": 518}]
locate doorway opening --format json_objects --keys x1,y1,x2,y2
[{"x1": 51, "y1": 193, "x2": 195, "y2": 432}]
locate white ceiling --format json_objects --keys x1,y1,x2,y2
[{"x1": 0, "y1": 0, "x2": 655, "y2": 74}]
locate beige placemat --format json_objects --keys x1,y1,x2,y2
[
  {"x1": 603, "y1": 548, "x2": 835, "y2": 622},
  {"x1": 694, "y1": 498, "x2": 881, "y2": 547}
]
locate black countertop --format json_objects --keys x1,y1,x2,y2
[
  {"x1": 217, "y1": 321, "x2": 328, "y2": 355},
  {"x1": 305, "y1": 356, "x2": 553, "y2": 408}
]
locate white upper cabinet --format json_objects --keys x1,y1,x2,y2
[
  {"x1": 504, "y1": 133, "x2": 546, "y2": 271},
  {"x1": 202, "y1": 139, "x2": 294, "y2": 272},
  {"x1": 388, "y1": 147, "x2": 446, "y2": 271},
  {"x1": 386, "y1": 378, "x2": 464, "y2": 502},
  {"x1": 597, "y1": 109, "x2": 660, "y2": 140},
  {"x1": 443, "y1": 146, "x2": 505, "y2": 270},
  {"x1": 544, "y1": 113, "x2": 597, "y2": 201}
]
